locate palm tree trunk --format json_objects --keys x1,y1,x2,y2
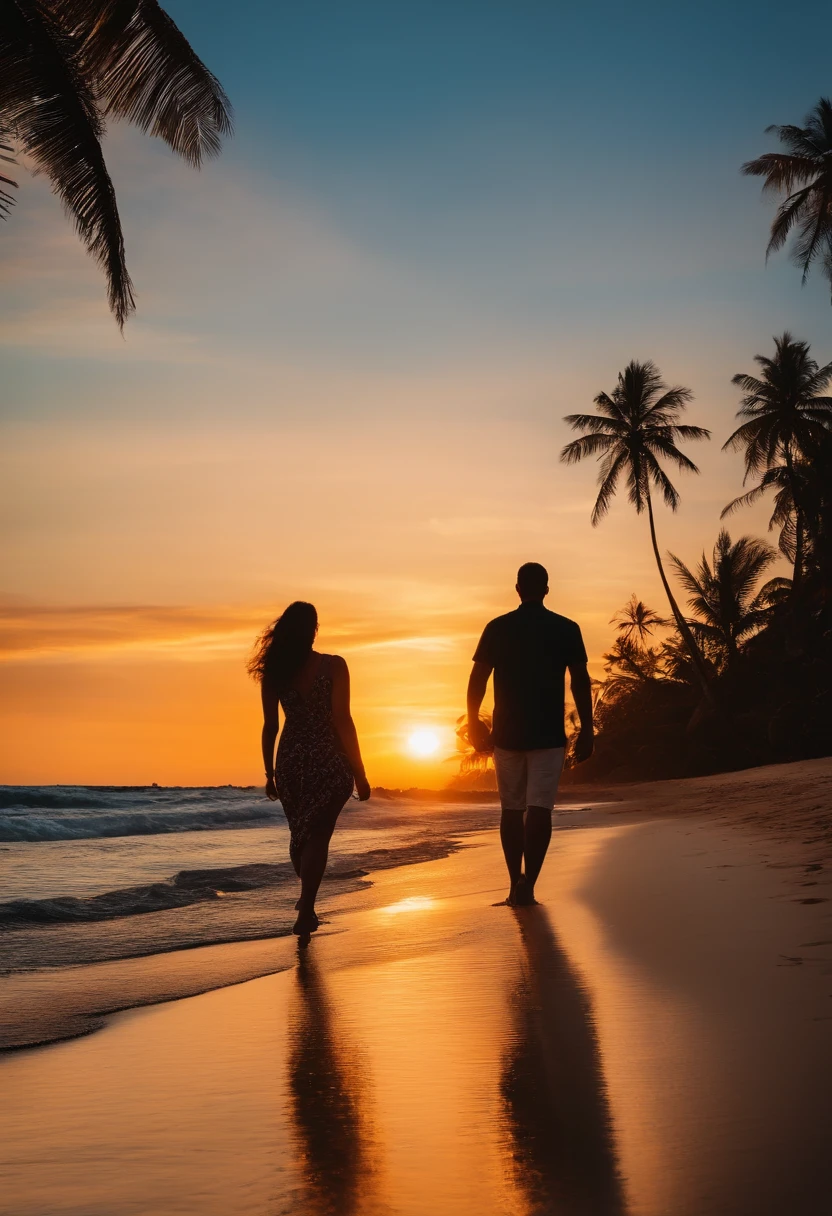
[
  {"x1": 784, "y1": 446, "x2": 804, "y2": 595},
  {"x1": 792, "y1": 514, "x2": 804, "y2": 589},
  {"x1": 645, "y1": 489, "x2": 713, "y2": 701}
]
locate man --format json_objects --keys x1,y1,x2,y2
[{"x1": 467, "y1": 562, "x2": 594, "y2": 906}]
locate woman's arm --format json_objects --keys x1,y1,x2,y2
[
  {"x1": 261, "y1": 681, "x2": 280, "y2": 800},
  {"x1": 330, "y1": 656, "x2": 371, "y2": 800}
]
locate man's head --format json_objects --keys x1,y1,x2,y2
[{"x1": 516, "y1": 562, "x2": 549, "y2": 602}]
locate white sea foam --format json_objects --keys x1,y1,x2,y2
[{"x1": 0, "y1": 786, "x2": 501, "y2": 977}]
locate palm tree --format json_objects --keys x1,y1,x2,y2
[
  {"x1": 725, "y1": 333, "x2": 832, "y2": 588},
  {"x1": 742, "y1": 98, "x2": 832, "y2": 299},
  {"x1": 0, "y1": 0, "x2": 232, "y2": 326},
  {"x1": 668, "y1": 530, "x2": 785, "y2": 669},
  {"x1": 452, "y1": 713, "x2": 494, "y2": 784},
  {"x1": 602, "y1": 634, "x2": 664, "y2": 690},
  {"x1": 561, "y1": 359, "x2": 712, "y2": 694},
  {"x1": 610, "y1": 595, "x2": 665, "y2": 645}
]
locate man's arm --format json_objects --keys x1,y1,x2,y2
[
  {"x1": 467, "y1": 660, "x2": 493, "y2": 752},
  {"x1": 568, "y1": 661, "x2": 594, "y2": 762}
]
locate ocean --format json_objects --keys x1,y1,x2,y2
[{"x1": 0, "y1": 785, "x2": 501, "y2": 975}]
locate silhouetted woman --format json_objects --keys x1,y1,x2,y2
[{"x1": 250, "y1": 602, "x2": 370, "y2": 936}]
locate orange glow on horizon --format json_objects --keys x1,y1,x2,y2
[{"x1": 0, "y1": 590, "x2": 609, "y2": 787}]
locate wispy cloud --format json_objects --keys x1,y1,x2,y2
[
  {"x1": 0, "y1": 603, "x2": 476, "y2": 666},
  {"x1": 0, "y1": 605, "x2": 264, "y2": 663}
]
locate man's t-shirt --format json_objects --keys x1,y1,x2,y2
[{"x1": 472, "y1": 602, "x2": 588, "y2": 750}]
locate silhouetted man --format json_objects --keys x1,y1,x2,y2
[{"x1": 467, "y1": 562, "x2": 594, "y2": 905}]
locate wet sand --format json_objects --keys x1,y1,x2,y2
[{"x1": 2, "y1": 803, "x2": 832, "y2": 1215}]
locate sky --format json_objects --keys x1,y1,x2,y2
[{"x1": 2, "y1": 0, "x2": 832, "y2": 786}]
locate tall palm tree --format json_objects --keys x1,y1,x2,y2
[
  {"x1": 742, "y1": 98, "x2": 832, "y2": 299},
  {"x1": 725, "y1": 333, "x2": 832, "y2": 587},
  {"x1": 668, "y1": 530, "x2": 785, "y2": 669},
  {"x1": 0, "y1": 0, "x2": 232, "y2": 326},
  {"x1": 561, "y1": 359, "x2": 712, "y2": 694}
]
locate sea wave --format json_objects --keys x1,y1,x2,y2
[
  {"x1": 0, "y1": 806, "x2": 282, "y2": 843},
  {"x1": 0, "y1": 785, "x2": 283, "y2": 842},
  {"x1": 0, "y1": 846, "x2": 444, "y2": 930}
]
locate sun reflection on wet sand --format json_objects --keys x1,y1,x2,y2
[{"x1": 379, "y1": 895, "x2": 437, "y2": 916}]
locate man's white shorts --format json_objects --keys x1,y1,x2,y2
[{"x1": 493, "y1": 746, "x2": 565, "y2": 811}]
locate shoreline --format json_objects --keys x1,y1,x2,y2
[
  {"x1": 3, "y1": 756, "x2": 830, "y2": 1055},
  {"x1": 0, "y1": 803, "x2": 615, "y2": 1053},
  {"x1": 3, "y1": 801, "x2": 831, "y2": 1214}
]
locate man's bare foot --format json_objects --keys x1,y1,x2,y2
[{"x1": 513, "y1": 877, "x2": 537, "y2": 906}]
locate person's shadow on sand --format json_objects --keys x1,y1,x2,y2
[
  {"x1": 287, "y1": 950, "x2": 376, "y2": 1216},
  {"x1": 501, "y1": 906, "x2": 627, "y2": 1216}
]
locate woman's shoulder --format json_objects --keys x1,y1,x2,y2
[{"x1": 323, "y1": 652, "x2": 348, "y2": 670}]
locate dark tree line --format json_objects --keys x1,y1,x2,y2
[{"x1": 562, "y1": 334, "x2": 832, "y2": 783}]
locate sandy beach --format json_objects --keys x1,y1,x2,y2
[{"x1": 2, "y1": 759, "x2": 832, "y2": 1215}]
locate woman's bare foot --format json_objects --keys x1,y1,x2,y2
[
  {"x1": 493, "y1": 879, "x2": 524, "y2": 907},
  {"x1": 293, "y1": 909, "x2": 319, "y2": 935}
]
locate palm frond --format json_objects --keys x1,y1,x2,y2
[
  {"x1": 644, "y1": 385, "x2": 693, "y2": 416},
  {"x1": 742, "y1": 152, "x2": 820, "y2": 193},
  {"x1": 767, "y1": 185, "x2": 814, "y2": 255},
  {"x1": 647, "y1": 433, "x2": 701, "y2": 474},
  {"x1": 645, "y1": 454, "x2": 681, "y2": 511},
  {"x1": 562, "y1": 412, "x2": 622, "y2": 434},
  {"x1": 669, "y1": 424, "x2": 711, "y2": 442},
  {"x1": 591, "y1": 447, "x2": 628, "y2": 526},
  {"x1": 590, "y1": 390, "x2": 625, "y2": 421},
  {"x1": 560, "y1": 432, "x2": 617, "y2": 464},
  {"x1": 790, "y1": 189, "x2": 832, "y2": 281},
  {"x1": 64, "y1": 0, "x2": 233, "y2": 166},
  {"x1": 668, "y1": 550, "x2": 709, "y2": 605},
  {"x1": 0, "y1": 0, "x2": 134, "y2": 325},
  {"x1": 730, "y1": 372, "x2": 767, "y2": 395},
  {"x1": 0, "y1": 132, "x2": 17, "y2": 215}
]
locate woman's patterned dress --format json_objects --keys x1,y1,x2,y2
[{"x1": 275, "y1": 654, "x2": 355, "y2": 865}]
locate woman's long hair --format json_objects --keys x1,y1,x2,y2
[{"x1": 248, "y1": 602, "x2": 318, "y2": 688}]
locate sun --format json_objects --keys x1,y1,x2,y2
[{"x1": 407, "y1": 728, "x2": 441, "y2": 758}]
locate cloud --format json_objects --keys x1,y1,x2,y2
[
  {"x1": 0, "y1": 601, "x2": 477, "y2": 668},
  {"x1": 0, "y1": 604, "x2": 264, "y2": 663}
]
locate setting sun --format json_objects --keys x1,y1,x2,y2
[{"x1": 407, "y1": 728, "x2": 441, "y2": 759}]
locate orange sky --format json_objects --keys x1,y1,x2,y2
[{"x1": 0, "y1": 131, "x2": 805, "y2": 788}]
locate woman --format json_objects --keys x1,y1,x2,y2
[{"x1": 249, "y1": 602, "x2": 371, "y2": 936}]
